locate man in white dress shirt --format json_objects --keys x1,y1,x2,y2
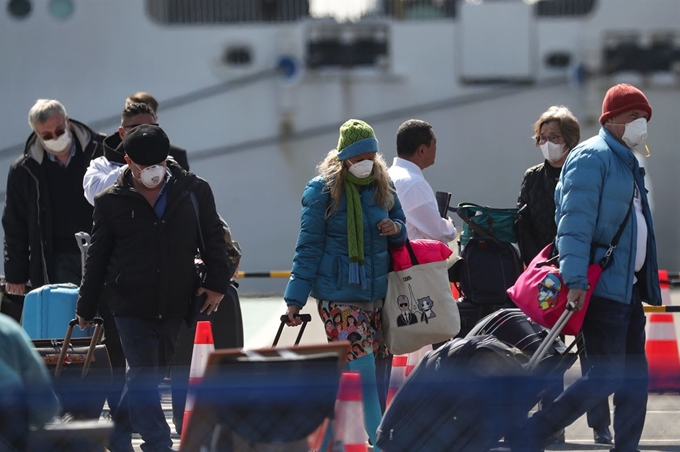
[{"x1": 388, "y1": 119, "x2": 457, "y2": 242}]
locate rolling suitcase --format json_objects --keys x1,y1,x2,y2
[
  {"x1": 377, "y1": 305, "x2": 579, "y2": 452},
  {"x1": 171, "y1": 281, "x2": 245, "y2": 434},
  {"x1": 21, "y1": 231, "x2": 93, "y2": 340},
  {"x1": 22, "y1": 283, "x2": 89, "y2": 339},
  {"x1": 33, "y1": 318, "x2": 112, "y2": 419}
]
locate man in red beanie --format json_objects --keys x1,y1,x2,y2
[{"x1": 510, "y1": 83, "x2": 661, "y2": 452}]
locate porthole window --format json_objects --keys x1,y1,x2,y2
[
  {"x1": 48, "y1": 0, "x2": 74, "y2": 20},
  {"x1": 7, "y1": 0, "x2": 32, "y2": 19},
  {"x1": 545, "y1": 52, "x2": 571, "y2": 69},
  {"x1": 223, "y1": 47, "x2": 253, "y2": 66}
]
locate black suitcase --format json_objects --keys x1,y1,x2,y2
[
  {"x1": 455, "y1": 298, "x2": 515, "y2": 339},
  {"x1": 376, "y1": 335, "x2": 534, "y2": 452},
  {"x1": 377, "y1": 308, "x2": 579, "y2": 452},
  {"x1": 33, "y1": 318, "x2": 112, "y2": 420},
  {"x1": 171, "y1": 281, "x2": 244, "y2": 433}
]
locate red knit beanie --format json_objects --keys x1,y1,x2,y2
[{"x1": 599, "y1": 83, "x2": 652, "y2": 124}]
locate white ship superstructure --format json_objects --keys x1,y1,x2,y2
[{"x1": 2, "y1": 0, "x2": 679, "y2": 294}]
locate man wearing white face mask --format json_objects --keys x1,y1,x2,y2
[
  {"x1": 511, "y1": 84, "x2": 661, "y2": 452},
  {"x1": 2, "y1": 99, "x2": 104, "y2": 295},
  {"x1": 76, "y1": 124, "x2": 230, "y2": 452}
]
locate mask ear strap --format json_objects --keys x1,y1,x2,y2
[{"x1": 639, "y1": 141, "x2": 651, "y2": 158}]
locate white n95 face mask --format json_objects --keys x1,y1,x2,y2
[
  {"x1": 42, "y1": 129, "x2": 72, "y2": 154},
  {"x1": 539, "y1": 141, "x2": 567, "y2": 163},
  {"x1": 348, "y1": 160, "x2": 374, "y2": 178},
  {"x1": 622, "y1": 118, "x2": 648, "y2": 149},
  {"x1": 137, "y1": 164, "x2": 166, "y2": 188}
]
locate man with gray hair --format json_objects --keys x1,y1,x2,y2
[{"x1": 2, "y1": 99, "x2": 104, "y2": 295}]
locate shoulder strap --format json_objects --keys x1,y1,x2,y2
[
  {"x1": 455, "y1": 207, "x2": 496, "y2": 240},
  {"x1": 189, "y1": 192, "x2": 205, "y2": 252},
  {"x1": 598, "y1": 189, "x2": 635, "y2": 270}
]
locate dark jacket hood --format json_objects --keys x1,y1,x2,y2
[{"x1": 103, "y1": 132, "x2": 126, "y2": 165}]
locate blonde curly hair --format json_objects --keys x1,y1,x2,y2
[{"x1": 317, "y1": 149, "x2": 396, "y2": 218}]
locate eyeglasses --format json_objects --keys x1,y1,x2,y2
[
  {"x1": 399, "y1": 303, "x2": 408, "y2": 307},
  {"x1": 537, "y1": 135, "x2": 564, "y2": 145},
  {"x1": 122, "y1": 123, "x2": 159, "y2": 129}
]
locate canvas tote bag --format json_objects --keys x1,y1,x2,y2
[{"x1": 384, "y1": 240, "x2": 461, "y2": 355}]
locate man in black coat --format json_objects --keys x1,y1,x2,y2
[
  {"x1": 2, "y1": 99, "x2": 104, "y2": 295},
  {"x1": 76, "y1": 125, "x2": 229, "y2": 452}
]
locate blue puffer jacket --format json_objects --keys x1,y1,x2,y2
[
  {"x1": 555, "y1": 128, "x2": 661, "y2": 305},
  {"x1": 285, "y1": 176, "x2": 407, "y2": 308}
]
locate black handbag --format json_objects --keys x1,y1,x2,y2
[{"x1": 185, "y1": 192, "x2": 241, "y2": 328}]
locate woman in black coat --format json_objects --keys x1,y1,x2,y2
[{"x1": 516, "y1": 105, "x2": 613, "y2": 446}]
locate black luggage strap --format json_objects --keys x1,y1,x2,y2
[
  {"x1": 596, "y1": 192, "x2": 634, "y2": 270},
  {"x1": 545, "y1": 191, "x2": 634, "y2": 271},
  {"x1": 389, "y1": 240, "x2": 420, "y2": 272},
  {"x1": 455, "y1": 207, "x2": 496, "y2": 240}
]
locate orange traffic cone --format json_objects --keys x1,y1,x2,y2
[
  {"x1": 646, "y1": 313, "x2": 680, "y2": 392},
  {"x1": 386, "y1": 354, "x2": 407, "y2": 407},
  {"x1": 405, "y1": 345, "x2": 432, "y2": 378},
  {"x1": 334, "y1": 372, "x2": 368, "y2": 452},
  {"x1": 451, "y1": 282, "x2": 460, "y2": 300},
  {"x1": 179, "y1": 321, "x2": 215, "y2": 445},
  {"x1": 659, "y1": 269, "x2": 672, "y2": 306}
]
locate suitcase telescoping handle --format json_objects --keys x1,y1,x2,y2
[
  {"x1": 273, "y1": 314, "x2": 313, "y2": 347},
  {"x1": 75, "y1": 231, "x2": 91, "y2": 277},
  {"x1": 526, "y1": 301, "x2": 577, "y2": 372},
  {"x1": 55, "y1": 317, "x2": 104, "y2": 379}
]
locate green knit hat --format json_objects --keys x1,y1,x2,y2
[{"x1": 336, "y1": 119, "x2": 379, "y2": 160}]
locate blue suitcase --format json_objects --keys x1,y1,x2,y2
[{"x1": 22, "y1": 283, "x2": 89, "y2": 339}]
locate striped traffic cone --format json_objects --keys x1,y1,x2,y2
[
  {"x1": 659, "y1": 269, "x2": 672, "y2": 306},
  {"x1": 405, "y1": 345, "x2": 432, "y2": 378},
  {"x1": 179, "y1": 321, "x2": 215, "y2": 445},
  {"x1": 386, "y1": 354, "x2": 407, "y2": 407},
  {"x1": 646, "y1": 313, "x2": 680, "y2": 392},
  {"x1": 334, "y1": 372, "x2": 367, "y2": 452}
]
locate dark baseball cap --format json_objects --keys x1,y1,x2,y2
[{"x1": 123, "y1": 124, "x2": 169, "y2": 165}]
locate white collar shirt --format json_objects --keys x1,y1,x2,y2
[{"x1": 388, "y1": 157, "x2": 457, "y2": 242}]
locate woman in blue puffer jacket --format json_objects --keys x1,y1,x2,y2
[
  {"x1": 285, "y1": 119, "x2": 407, "y2": 450},
  {"x1": 514, "y1": 84, "x2": 662, "y2": 452}
]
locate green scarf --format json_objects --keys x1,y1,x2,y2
[{"x1": 345, "y1": 171, "x2": 374, "y2": 288}]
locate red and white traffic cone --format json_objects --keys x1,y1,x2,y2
[
  {"x1": 659, "y1": 269, "x2": 672, "y2": 306},
  {"x1": 646, "y1": 313, "x2": 680, "y2": 392},
  {"x1": 386, "y1": 354, "x2": 407, "y2": 407},
  {"x1": 334, "y1": 372, "x2": 368, "y2": 452},
  {"x1": 179, "y1": 321, "x2": 215, "y2": 445},
  {"x1": 405, "y1": 345, "x2": 432, "y2": 378}
]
